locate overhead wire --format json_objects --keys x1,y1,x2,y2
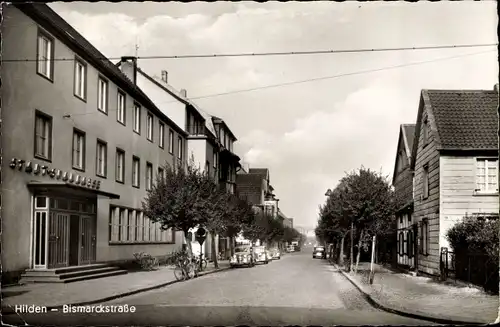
[
  {"x1": 2, "y1": 43, "x2": 497, "y2": 62},
  {"x1": 63, "y1": 49, "x2": 496, "y2": 117}
]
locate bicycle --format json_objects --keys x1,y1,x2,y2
[
  {"x1": 172, "y1": 251, "x2": 196, "y2": 281},
  {"x1": 192, "y1": 255, "x2": 208, "y2": 271},
  {"x1": 133, "y1": 252, "x2": 159, "y2": 271}
]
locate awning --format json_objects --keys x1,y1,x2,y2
[{"x1": 27, "y1": 181, "x2": 120, "y2": 199}]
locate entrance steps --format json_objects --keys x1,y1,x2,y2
[{"x1": 20, "y1": 263, "x2": 128, "y2": 284}]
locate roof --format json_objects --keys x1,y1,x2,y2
[
  {"x1": 392, "y1": 124, "x2": 416, "y2": 185},
  {"x1": 17, "y1": 3, "x2": 187, "y2": 137},
  {"x1": 402, "y1": 124, "x2": 416, "y2": 156},
  {"x1": 134, "y1": 67, "x2": 213, "y2": 139},
  {"x1": 248, "y1": 168, "x2": 269, "y2": 183},
  {"x1": 236, "y1": 173, "x2": 265, "y2": 205},
  {"x1": 212, "y1": 116, "x2": 238, "y2": 141},
  {"x1": 411, "y1": 89, "x2": 499, "y2": 169}
]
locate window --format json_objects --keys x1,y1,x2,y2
[
  {"x1": 117, "y1": 91, "x2": 126, "y2": 124},
  {"x1": 133, "y1": 104, "x2": 141, "y2": 134},
  {"x1": 37, "y1": 30, "x2": 54, "y2": 80},
  {"x1": 213, "y1": 152, "x2": 217, "y2": 168},
  {"x1": 116, "y1": 149, "x2": 125, "y2": 183},
  {"x1": 132, "y1": 156, "x2": 140, "y2": 188},
  {"x1": 158, "y1": 167, "x2": 165, "y2": 181},
  {"x1": 74, "y1": 58, "x2": 87, "y2": 100},
  {"x1": 34, "y1": 111, "x2": 52, "y2": 161},
  {"x1": 407, "y1": 230, "x2": 414, "y2": 259},
  {"x1": 146, "y1": 113, "x2": 154, "y2": 141},
  {"x1": 72, "y1": 129, "x2": 85, "y2": 170},
  {"x1": 96, "y1": 140, "x2": 107, "y2": 177},
  {"x1": 146, "y1": 162, "x2": 153, "y2": 191},
  {"x1": 476, "y1": 159, "x2": 498, "y2": 193},
  {"x1": 168, "y1": 129, "x2": 174, "y2": 154},
  {"x1": 97, "y1": 77, "x2": 108, "y2": 114},
  {"x1": 419, "y1": 219, "x2": 429, "y2": 256},
  {"x1": 398, "y1": 231, "x2": 404, "y2": 255},
  {"x1": 206, "y1": 161, "x2": 210, "y2": 176},
  {"x1": 422, "y1": 164, "x2": 429, "y2": 199},
  {"x1": 422, "y1": 118, "x2": 429, "y2": 146},
  {"x1": 177, "y1": 137, "x2": 183, "y2": 160},
  {"x1": 159, "y1": 122, "x2": 165, "y2": 148}
]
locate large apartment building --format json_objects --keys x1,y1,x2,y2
[
  {"x1": 115, "y1": 62, "x2": 242, "y2": 261},
  {"x1": 1, "y1": 3, "x2": 186, "y2": 283}
]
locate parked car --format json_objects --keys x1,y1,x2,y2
[
  {"x1": 270, "y1": 248, "x2": 281, "y2": 260},
  {"x1": 230, "y1": 246, "x2": 255, "y2": 268},
  {"x1": 266, "y1": 249, "x2": 273, "y2": 261},
  {"x1": 313, "y1": 246, "x2": 326, "y2": 259},
  {"x1": 253, "y1": 246, "x2": 270, "y2": 264},
  {"x1": 287, "y1": 245, "x2": 295, "y2": 253}
]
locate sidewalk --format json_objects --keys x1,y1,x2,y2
[
  {"x1": 337, "y1": 262, "x2": 499, "y2": 324},
  {"x1": 1, "y1": 261, "x2": 230, "y2": 310}
]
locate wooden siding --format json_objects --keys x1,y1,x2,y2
[
  {"x1": 413, "y1": 111, "x2": 441, "y2": 276},
  {"x1": 393, "y1": 135, "x2": 414, "y2": 209},
  {"x1": 439, "y1": 156, "x2": 499, "y2": 250}
]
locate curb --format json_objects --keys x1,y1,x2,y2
[
  {"x1": 1, "y1": 266, "x2": 231, "y2": 314},
  {"x1": 334, "y1": 264, "x2": 485, "y2": 326}
]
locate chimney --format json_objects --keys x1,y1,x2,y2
[
  {"x1": 120, "y1": 56, "x2": 137, "y2": 84},
  {"x1": 180, "y1": 89, "x2": 187, "y2": 98},
  {"x1": 494, "y1": 83, "x2": 499, "y2": 92},
  {"x1": 161, "y1": 70, "x2": 168, "y2": 83}
]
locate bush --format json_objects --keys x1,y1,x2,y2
[{"x1": 446, "y1": 216, "x2": 499, "y2": 264}]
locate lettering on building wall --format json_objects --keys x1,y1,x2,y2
[{"x1": 9, "y1": 158, "x2": 101, "y2": 190}]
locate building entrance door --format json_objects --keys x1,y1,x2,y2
[
  {"x1": 80, "y1": 215, "x2": 96, "y2": 265},
  {"x1": 48, "y1": 212, "x2": 69, "y2": 268}
]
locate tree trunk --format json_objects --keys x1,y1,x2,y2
[
  {"x1": 184, "y1": 230, "x2": 193, "y2": 257},
  {"x1": 355, "y1": 229, "x2": 364, "y2": 274},
  {"x1": 211, "y1": 231, "x2": 218, "y2": 269},
  {"x1": 229, "y1": 236, "x2": 235, "y2": 257},
  {"x1": 339, "y1": 234, "x2": 346, "y2": 266}
]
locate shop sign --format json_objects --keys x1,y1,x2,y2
[{"x1": 9, "y1": 157, "x2": 101, "y2": 190}]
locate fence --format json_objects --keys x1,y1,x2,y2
[{"x1": 440, "y1": 247, "x2": 498, "y2": 294}]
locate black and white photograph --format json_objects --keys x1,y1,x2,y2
[{"x1": 1, "y1": 0, "x2": 499, "y2": 326}]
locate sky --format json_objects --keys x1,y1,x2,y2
[{"x1": 48, "y1": 1, "x2": 498, "y2": 232}]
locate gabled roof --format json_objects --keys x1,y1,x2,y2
[
  {"x1": 411, "y1": 88, "x2": 499, "y2": 169},
  {"x1": 17, "y1": 3, "x2": 187, "y2": 137},
  {"x1": 392, "y1": 124, "x2": 416, "y2": 185},
  {"x1": 248, "y1": 168, "x2": 269, "y2": 182},
  {"x1": 236, "y1": 173, "x2": 266, "y2": 205},
  {"x1": 212, "y1": 116, "x2": 238, "y2": 141}
]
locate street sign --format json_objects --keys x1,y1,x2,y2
[{"x1": 195, "y1": 227, "x2": 206, "y2": 245}]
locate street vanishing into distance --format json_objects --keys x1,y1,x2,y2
[{"x1": 5, "y1": 247, "x2": 438, "y2": 326}]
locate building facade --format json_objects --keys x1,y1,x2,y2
[
  {"x1": 410, "y1": 88, "x2": 499, "y2": 276},
  {"x1": 392, "y1": 124, "x2": 417, "y2": 270},
  {"x1": 120, "y1": 64, "x2": 223, "y2": 260},
  {"x1": 1, "y1": 3, "x2": 186, "y2": 283}
]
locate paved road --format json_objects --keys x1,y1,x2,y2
[{"x1": 4, "y1": 252, "x2": 440, "y2": 326}]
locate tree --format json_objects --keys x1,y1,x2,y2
[
  {"x1": 142, "y1": 161, "x2": 210, "y2": 256},
  {"x1": 241, "y1": 208, "x2": 265, "y2": 244},
  {"x1": 337, "y1": 167, "x2": 396, "y2": 272},
  {"x1": 225, "y1": 196, "x2": 254, "y2": 256},
  {"x1": 200, "y1": 180, "x2": 231, "y2": 268},
  {"x1": 316, "y1": 181, "x2": 355, "y2": 265}
]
